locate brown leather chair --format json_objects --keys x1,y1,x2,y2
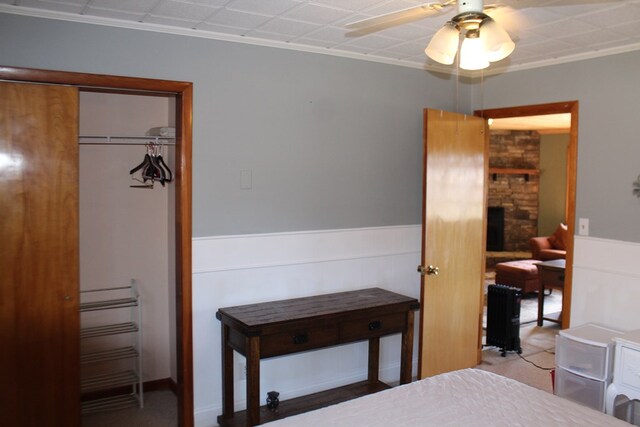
[
  {"x1": 530, "y1": 236, "x2": 566, "y2": 261},
  {"x1": 530, "y1": 223, "x2": 568, "y2": 261}
]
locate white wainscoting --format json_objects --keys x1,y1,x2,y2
[
  {"x1": 572, "y1": 236, "x2": 640, "y2": 331},
  {"x1": 192, "y1": 225, "x2": 422, "y2": 427}
]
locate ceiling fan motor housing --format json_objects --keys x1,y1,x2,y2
[{"x1": 458, "y1": 0, "x2": 484, "y2": 14}]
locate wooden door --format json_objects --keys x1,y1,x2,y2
[
  {"x1": 0, "y1": 82, "x2": 80, "y2": 426},
  {"x1": 418, "y1": 109, "x2": 488, "y2": 378}
]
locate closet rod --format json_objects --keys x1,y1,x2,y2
[{"x1": 78, "y1": 135, "x2": 175, "y2": 146}]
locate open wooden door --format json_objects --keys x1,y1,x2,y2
[
  {"x1": 0, "y1": 82, "x2": 80, "y2": 426},
  {"x1": 418, "y1": 109, "x2": 488, "y2": 378}
]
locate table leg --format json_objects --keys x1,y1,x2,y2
[
  {"x1": 400, "y1": 310, "x2": 414, "y2": 384},
  {"x1": 246, "y1": 336, "x2": 260, "y2": 427},
  {"x1": 537, "y1": 283, "x2": 545, "y2": 327},
  {"x1": 221, "y1": 323, "x2": 234, "y2": 419},
  {"x1": 368, "y1": 336, "x2": 380, "y2": 384}
]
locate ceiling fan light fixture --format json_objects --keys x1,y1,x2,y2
[
  {"x1": 424, "y1": 9, "x2": 514, "y2": 71},
  {"x1": 459, "y1": 30, "x2": 489, "y2": 70},
  {"x1": 480, "y1": 18, "x2": 515, "y2": 62},
  {"x1": 425, "y1": 22, "x2": 459, "y2": 65}
]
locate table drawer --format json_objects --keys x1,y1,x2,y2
[
  {"x1": 539, "y1": 268, "x2": 564, "y2": 288},
  {"x1": 340, "y1": 312, "x2": 406, "y2": 342},
  {"x1": 261, "y1": 326, "x2": 339, "y2": 358}
]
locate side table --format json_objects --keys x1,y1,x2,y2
[
  {"x1": 536, "y1": 259, "x2": 565, "y2": 326},
  {"x1": 606, "y1": 329, "x2": 640, "y2": 422}
]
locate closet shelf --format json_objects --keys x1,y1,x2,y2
[
  {"x1": 81, "y1": 322, "x2": 138, "y2": 339},
  {"x1": 81, "y1": 346, "x2": 139, "y2": 364},
  {"x1": 80, "y1": 296, "x2": 138, "y2": 312},
  {"x1": 79, "y1": 135, "x2": 175, "y2": 145},
  {"x1": 81, "y1": 394, "x2": 140, "y2": 414},
  {"x1": 81, "y1": 370, "x2": 140, "y2": 393}
]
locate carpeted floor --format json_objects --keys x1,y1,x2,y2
[
  {"x1": 82, "y1": 389, "x2": 177, "y2": 427},
  {"x1": 478, "y1": 323, "x2": 559, "y2": 393}
]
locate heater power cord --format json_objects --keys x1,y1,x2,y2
[
  {"x1": 482, "y1": 345, "x2": 555, "y2": 371},
  {"x1": 517, "y1": 352, "x2": 554, "y2": 371}
]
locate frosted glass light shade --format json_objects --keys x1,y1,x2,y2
[
  {"x1": 459, "y1": 36, "x2": 489, "y2": 70},
  {"x1": 480, "y1": 18, "x2": 515, "y2": 62},
  {"x1": 425, "y1": 23, "x2": 459, "y2": 65}
]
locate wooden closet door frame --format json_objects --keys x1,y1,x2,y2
[{"x1": 0, "y1": 66, "x2": 194, "y2": 427}]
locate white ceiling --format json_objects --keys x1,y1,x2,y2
[{"x1": 2, "y1": 0, "x2": 640, "y2": 74}]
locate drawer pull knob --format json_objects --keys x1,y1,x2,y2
[
  {"x1": 368, "y1": 320, "x2": 382, "y2": 331},
  {"x1": 293, "y1": 333, "x2": 308, "y2": 345}
]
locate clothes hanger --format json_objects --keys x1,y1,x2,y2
[
  {"x1": 144, "y1": 151, "x2": 166, "y2": 185},
  {"x1": 130, "y1": 141, "x2": 173, "y2": 188},
  {"x1": 156, "y1": 152, "x2": 173, "y2": 183},
  {"x1": 152, "y1": 142, "x2": 173, "y2": 183}
]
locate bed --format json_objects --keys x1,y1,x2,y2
[{"x1": 263, "y1": 369, "x2": 629, "y2": 426}]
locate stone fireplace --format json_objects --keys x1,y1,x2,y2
[{"x1": 487, "y1": 130, "x2": 540, "y2": 253}]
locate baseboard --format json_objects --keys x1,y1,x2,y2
[{"x1": 145, "y1": 377, "x2": 177, "y2": 394}]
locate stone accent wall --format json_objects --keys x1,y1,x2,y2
[{"x1": 488, "y1": 130, "x2": 540, "y2": 252}]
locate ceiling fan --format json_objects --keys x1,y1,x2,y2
[{"x1": 346, "y1": 0, "x2": 514, "y2": 70}]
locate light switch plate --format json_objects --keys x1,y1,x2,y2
[
  {"x1": 240, "y1": 170, "x2": 252, "y2": 190},
  {"x1": 579, "y1": 218, "x2": 589, "y2": 236}
]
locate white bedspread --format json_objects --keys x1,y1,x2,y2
[{"x1": 264, "y1": 369, "x2": 629, "y2": 426}]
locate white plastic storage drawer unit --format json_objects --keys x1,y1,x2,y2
[
  {"x1": 555, "y1": 323, "x2": 623, "y2": 411},
  {"x1": 556, "y1": 367, "x2": 609, "y2": 411}
]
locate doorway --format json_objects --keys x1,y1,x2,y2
[
  {"x1": 477, "y1": 101, "x2": 579, "y2": 330},
  {"x1": 0, "y1": 66, "x2": 194, "y2": 427}
]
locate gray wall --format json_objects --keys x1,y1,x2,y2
[
  {"x1": 0, "y1": 13, "x2": 466, "y2": 237},
  {"x1": 475, "y1": 51, "x2": 640, "y2": 243},
  {"x1": 5, "y1": 13, "x2": 636, "y2": 243}
]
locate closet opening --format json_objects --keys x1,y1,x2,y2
[{"x1": 78, "y1": 91, "x2": 179, "y2": 423}]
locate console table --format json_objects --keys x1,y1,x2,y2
[{"x1": 216, "y1": 287, "x2": 420, "y2": 427}]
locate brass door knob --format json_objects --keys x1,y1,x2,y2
[{"x1": 417, "y1": 265, "x2": 439, "y2": 276}]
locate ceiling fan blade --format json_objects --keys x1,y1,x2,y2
[
  {"x1": 485, "y1": 5, "x2": 526, "y2": 39},
  {"x1": 345, "y1": 1, "x2": 455, "y2": 31},
  {"x1": 495, "y1": 0, "x2": 621, "y2": 11},
  {"x1": 487, "y1": 0, "x2": 619, "y2": 39}
]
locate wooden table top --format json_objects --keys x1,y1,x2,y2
[{"x1": 217, "y1": 287, "x2": 419, "y2": 331}]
